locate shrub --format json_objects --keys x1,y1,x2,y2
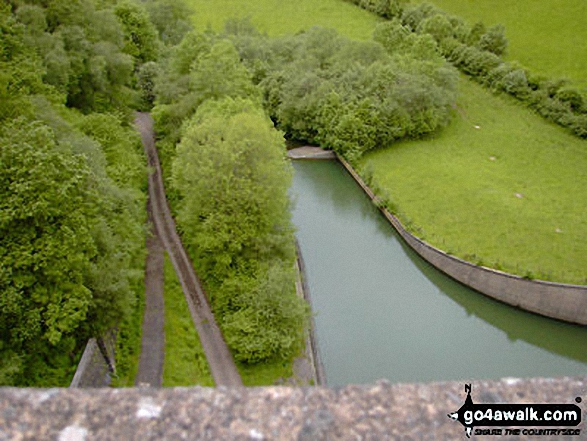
[
  {"x1": 417, "y1": 13, "x2": 453, "y2": 43},
  {"x1": 401, "y1": 2, "x2": 440, "y2": 31},
  {"x1": 556, "y1": 87, "x2": 585, "y2": 113},
  {"x1": 501, "y1": 69, "x2": 530, "y2": 98},
  {"x1": 477, "y1": 24, "x2": 507, "y2": 56}
]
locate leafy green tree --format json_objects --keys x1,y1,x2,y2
[
  {"x1": 0, "y1": 120, "x2": 97, "y2": 381},
  {"x1": 170, "y1": 31, "x2": 213, "y2": 76},
  {"x1": 332, "y1": 99, "x2": 379, "y2": 160},
  {"x1": 172, "y1": 98, "x2": 293, "y2": 282},
  {"x1": 222, "y1": 264, "x2": 308, "y2": 363},
  {"x1": 144, "y1": 0, "x2": 193, "y2": 46},
  {"x1": 273, "y1": 69, "x2": 328, "y2": 143},
  {"x1": 190, "y1": 39, "x2": 260, "y2": 103},
  {"x1": 171, "y1": 97, "x2": 308, "y2": 362},
  {"x1": 136, "y1": 60, "x2": 159, "y2": 109},
  {"x1": 114, "y1": 0, "x2": 159, "y2": 66}
]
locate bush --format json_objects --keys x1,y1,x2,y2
[
  {"x1": 417, "y1": 13, "x2": 453, "y2": 43},
  {"x1": 401, "y1": 3, "x2": 440, "y2": 31},
  {"x1": 448, "y1": 44, "x2": 501, "y2": 78},
  {"x1": 532, "y1": 92, "x2": 570, "y2": 123},
  {"x1": 565, "y1": 114, "x2": 587, "y2": 138},
  {"x1": 500, "y1": 69, "x2": 530, "y2": 98},
  {"x1": 477, "y1": 24, "x2": 507, "y2": 56},
  {"x1": 556, "y1": 87, "x2": 586, "y2": 113},
  {"x1": 222, "y1": 265, "x2": 308, "y2": 363}
]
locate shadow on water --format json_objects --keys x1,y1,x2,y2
[
  {"x1": 362, "y1": 163, "x2": 587, "y2": 365},
  {"x1": 338, "y1": 157, "x2": 587, "y2": 366},
  {"x1": 396, "y1": 233, "x2": 587, "y2": 364},
  {"x1": 292, "y1": 159, "x2": 587, "y2": 385}
]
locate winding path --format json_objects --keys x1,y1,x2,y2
[{"x1": 136, "y1": 113, "x2": 243, "y2": 387}]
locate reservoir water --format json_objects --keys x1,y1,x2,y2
[{"x1": 290, "y1": 160, "x2": 587, "y2": 386}]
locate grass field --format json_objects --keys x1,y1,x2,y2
[
  {"x1": 417, "y1": 0, "x2": 587, "y2": 87},
  {"x1": 162, "y1": 254, "x2": 214, "y2": 387},
  {"x1": 189, "y1": 0, "x2": 382, "y2": 40},
  {"x1": 360, "y1": 76, "x2": 587, "y2": 284}
]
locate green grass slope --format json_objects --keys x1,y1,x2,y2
[
  {"x1": 162, "y1": 255, "x2": 214, "y2": 387},
  {"x1": 162, "y1": 254, "x2": 294, "y2": 386},
  {"x1": 189, "y1": 0, "x2": 382, "y2": 39},
  {"x1": 361, "y1": 77, "x2": 587, "y2": 284},
  {"x1": 418, "y1": 0, "x2": 587, "y2": 86}
]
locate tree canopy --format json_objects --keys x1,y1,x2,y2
[
  {"x1": 0, "y1": 0, "x2": 146, "y2": 386},
  {"x1": 226, "y1": 24, "x2": 458, "y2": 160},
  {"x1": 171, "y1": 97, "x2": 308, "y2": 363}
]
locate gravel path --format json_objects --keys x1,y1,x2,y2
[
  {"x1": 135, "y1": 200, "x2": 165, "y2": 387},
  {"x1": 135, "y1": 113, "x2": 243, "y2": 387}
]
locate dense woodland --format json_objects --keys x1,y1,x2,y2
[
  {"x1": 6, "y1": 0, "x2": 577, "y2": 386},
  {"x1": 0, "y1": 0, "x2": 186, "y2": 385}
]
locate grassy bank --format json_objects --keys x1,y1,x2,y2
[
  {"x1": 238, "y1": 359, "x2": 294, "y2": 386},
  {"x1": 189, "y1": 0, "x2": 381, "y2": 39},
  {"x1": 110, "y1": 281, "x2": 145, "y2": 387},
  {"x1": 360, "y1": 76, "x2": 587, "y2": 284},
  {"x1": 417, "y1": 0, "x2": 587, "y2": 86},
  {"x1": 162, "y1": 254, "x2": 294, "y2": 386},
  {"x1": 162, "y1": 255, "x2": 214, "y2": 387}
]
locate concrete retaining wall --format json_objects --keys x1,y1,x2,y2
[
  {"x1": 335, "y1": 154, "x2": 587, "y2": 326},
  {"x1": 70, "y1": 333, "x2": 116, "y2": 388},
  {"x1": 295, "y1": 240, "x2": 327, "y2": 386}
]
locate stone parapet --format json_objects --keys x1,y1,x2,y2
[{"x1": 2, "y1": 376, "x2": 585, "y2": 440}]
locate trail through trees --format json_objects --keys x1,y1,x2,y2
[{"x1": 135, "y1": 112, "x2": 242, "y2": 387}]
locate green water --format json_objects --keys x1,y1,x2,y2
[{"x1": 291, "y1": 160, "x2": 587, "y2": 386}]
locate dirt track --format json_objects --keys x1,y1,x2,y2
[
  {"x1": 135, "y1": 200, "x2": 165, "y2": 387},
  {"x1": 136, "y1": 112, "x2": 243, "y2": 387}
]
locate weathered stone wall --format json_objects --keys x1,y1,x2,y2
[
  {"x1": 335, "y1": 154, "x2": 587, "y2": 326},
  {"x1": 3, "y1": 376, "x2": 585, "y2": 440}
]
